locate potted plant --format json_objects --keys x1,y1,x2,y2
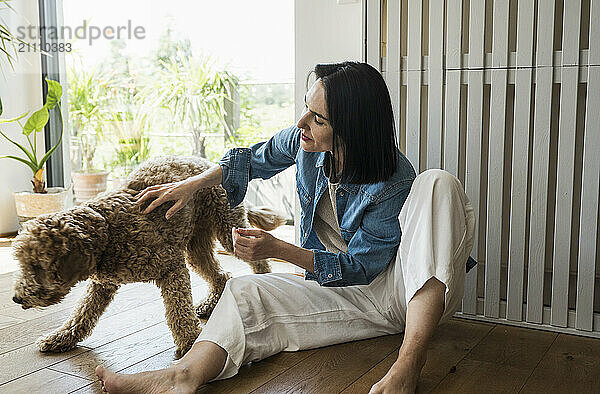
[
  {"x1": 67, "y1": 65, "x2": 110, "y2": 203},
  {"x1": 107, "y1": 106, "x2": 151, "y2": 188},
  {"x1": 154, "y1": 56, "x2": 236, "y2": 158},
  {"x1": 0, "y1": 0, "x2": 49, "y2": 234},
  {"x1": 0, "y1": 78, "x2": 69, "y2": 225}
]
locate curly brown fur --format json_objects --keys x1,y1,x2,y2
[{"x1": 12, "y1": 155, "x2": 283, "y2": 358}]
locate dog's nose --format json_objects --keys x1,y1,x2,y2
[{"x1": 12, "y1": 296, "x2": 22, "y2": 304}]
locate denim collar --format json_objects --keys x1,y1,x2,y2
[
  {"x1": 315, "y1": 152, "x2": 360, "y2": 194},
  {"x1": 315, "y1": 152, "x2": 326, "y2": 168}
]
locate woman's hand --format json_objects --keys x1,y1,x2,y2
[
  {"x1": 232, "y1": 228, "x2": 279, "y2": 261},
  {"x1": 136, "y1": 179, "x2": 199, "y2": 220}
]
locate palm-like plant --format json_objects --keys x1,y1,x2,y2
[
  {"x1": 67, "y1": 65, "x2": 110, "y2": 172},
  {"x1": 1, "y1": 0, "x2": 23, "y2": 71},
  {"x1": 1, "y1": 0, "x2": 40, "y2": 112},
  {"x1": 107, "y1": 97, "x2": 151, "y2": 173},
  {"x1": 153, "y1": 56, "x2": 237, "y2": 158}
]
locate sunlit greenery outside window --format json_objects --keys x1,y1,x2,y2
[
  {"x1": 67, "y1": 32, "x2": 293, "y2": 178},
  {"x1": 62, "y1": 0, "x2": 295, "y2": 219}
]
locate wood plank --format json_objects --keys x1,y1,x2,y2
[
  {"x1": 464, "y1": 324, "x2": 556, "y2": 370},
  {"x1": 341, "y1": 351, "x2": 397, "y2": 393},
  {"x1": 507, "y1": 0, "x2": 535, "y2": 322},
  {"x1": 463, "y1": 0, "x2": 486, "y2": 315},
  {"x1": 484, "y1": 0, "x2": 510, "y2": 319},
  {"x1": 0, "y1": 314, "x2": 23, "y2": 330},
  {"x1": 0, "y1": 271, "x2": 17, "y2": 292},
  {"x1": 426, "y1": 0, "x2": 444, "y2": 169},
  {"x1": 443, "y1": 0, "x2": 463, "y2": 177},
  {"x1": 527, "y1": 0, "x2": 555, "y2": 324},
  {"x1": 69, "y1": 348, "x2": 179, "y2": 393},
  {"x1": 79, "y1": 298, "x2": 172, "y2": 349},
  {"x1": 70, "y1": 381, "x2": 102, "y2": 394},
  {"x1": 49, "y1": 321, "x2": 175, "y2": 380},
  {"x1": 0, "y1": 295, "x2": 182, "y2": 385},
  {"x1": 0, "y1": 234, "x2": 16, "y2": 247},
  {"x1": 341, "y1": 318, "x2": 494, "y2": 393},
  {"x1": 199, "y1": 349, "x2": 317, "y2": 394},
  {"x1": 67, "y1": 331, "x2": 316, "y2": 394},
  {"x1": 575, "y1": 0, "x2": 600, "y2": 331},
  {"x1": 520, "y1": 333, "x2": 600, "y2": 393},
  {"x1": 0, "y1": 247, "x2": 18, "y2": 276},
  {"x1": 413, "y1": 318, "x2": 495, "y2": 392},
  {"x1": 250, "y1": 334, "x2": 403, "y2": 393},
  {"x1": 406, "y1": 0, "x2": 423, "y2": 171},
  {"x1": 0, "y1": 342, "x2": 89, "y2": 385},
  {"x1": 551, "y1": 0, "x2": 582, "y2": 328},
  {"x1": 0, "y1": 367, "x2": 91, "y2": 393},
  {"x1": 74, "y1": 346, "x2": 320, "y2": 394},
  {"x1": 0, "y1": 264, "x2": 238, "y2": 389},
  {"x1": 0, "y1": 283, "x2": 165, "y2": 354},
  {"x1": 429, "y1": 357, "x2": 531, "y2": 393}
]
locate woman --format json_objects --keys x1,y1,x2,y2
[{"x1": 96, "y1": 61, "x2": 476, "y2": 394}]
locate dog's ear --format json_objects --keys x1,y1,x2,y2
[
  {"x1": 57, "y1": 249, "x2": 93, "y2": 285},
  {"x1": 32, "y1": 264, "x2": 50, "y2": 286}
]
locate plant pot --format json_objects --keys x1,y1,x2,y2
[
  {"x1": 13, "y1": 187, "x2": 70, "y2": 227},
  {"x1": 72, "y1": 171, "x2": 109, "y2": 204}
]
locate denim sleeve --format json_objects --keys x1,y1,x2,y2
[
  {"x1": 218, "y1": 125, "x2": 301, "y2": 207},
  {"x1": 310, "y1": 180, "x2": 413, "y2": 287}
]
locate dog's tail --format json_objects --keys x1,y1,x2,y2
[{"x1": 246, "y1": 207, "x2": 287, "y2": 231}]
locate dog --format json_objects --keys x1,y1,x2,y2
[{"x1": 11, "y1": 155, "x2": 285, "y2": 358}]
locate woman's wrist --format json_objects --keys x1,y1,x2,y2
[
  {"x1": 188, "y1": 174, "x2": 208, "y2": 192},
  {"x1": 188, "y1": 164, "x2": 223, "y2": 192},
  {"x1": 273, "y1": 238, "x2": 315, "y2": 273}
]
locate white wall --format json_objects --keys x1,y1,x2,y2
[
  {"x1": 0, "y1": 1, "x2": 45, "y2": 234},
  {"x1": 293, "y1": 0, "x2": 363, "y2": 249},
  {"x1": 294, "y1": 0, "x2": 363, "y2": 120}
]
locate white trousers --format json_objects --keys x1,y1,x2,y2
[{"x1": 195, "y1": 169, "x2": 476, "y2": 381}]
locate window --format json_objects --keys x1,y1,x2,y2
[{"x1": 55, "y1": 0, "x2": 295, "y2": 219}]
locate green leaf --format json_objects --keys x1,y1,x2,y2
[
  {"x1": 38, "y1": 105, "x2": 64, "y2": 169},
  {"x1": 0, "y1": 155, "x2": 38, "y2": 174},
  {"x1": 44, "y1": 78, "x2": 62, "y2": 110},
  {"x1": 23, "y1": 107, "x2": 49, "y2": 136},
  {"x1": 0, "y1": 129, "x2": 37, "y2": 164}
]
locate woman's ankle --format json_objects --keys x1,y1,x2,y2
[{"x1": 170, "y1": 364, "x2": 206, "y2": 390}]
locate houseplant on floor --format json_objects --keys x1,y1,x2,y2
[
  {"x1": 68, "y1": 65, "x2": 110, "y2": 203},
  {"x1": 105, "y1": 87, "x2": 152, "y2": 187},
  {"x1": 0, "y1": 78, "x2": 69, "y2": 225}
]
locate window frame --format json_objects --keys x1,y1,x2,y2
[{"x1": 38, "y1": 0, "x2": 70, "y2": 188}]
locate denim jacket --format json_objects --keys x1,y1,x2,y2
[{"x1": 218, "y1": 125, "x2": 418, "y2": 287}]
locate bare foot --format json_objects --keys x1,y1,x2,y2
[
  {"x1": 368, "y1": 352, "x2": 426, "y2": 394},
  {"x1": 95, "y1": 365, "x2": 200, "y2": 394}
]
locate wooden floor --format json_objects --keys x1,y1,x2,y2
[{"x1": 1, "y1": 226, "x2": 599, "y2": 393}]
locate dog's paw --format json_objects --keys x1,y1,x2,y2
[
  {"x1": 36, "y1": 332, "x2": 78, "y2": 353},
  {"x1": 195, "y1": 293, "x2": 220, "y2": 319}
]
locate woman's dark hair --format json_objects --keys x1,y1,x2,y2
[{"x1": 307, "y1": 61, "x2": 398, "y2": 184}]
